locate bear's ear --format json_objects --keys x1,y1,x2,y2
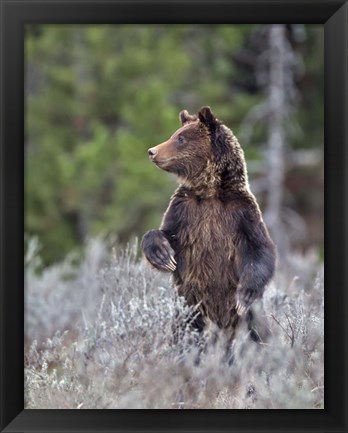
[
  {"x1": 179, "y1": 110, "x2": 197, "y2": 125},
  {"x1": 198, "y1": 106, "x2": 217, "y2": 130}
]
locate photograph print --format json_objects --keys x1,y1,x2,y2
[{"x1": 24, "y1": 24, "x2": 324, "y2": 409}]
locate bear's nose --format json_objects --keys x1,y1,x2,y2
[{"x1": 148, "y1": 148, "x2": 157, "y2": 157}]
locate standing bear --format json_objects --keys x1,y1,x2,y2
[{"x1": 141, "y1": 106, "x2": 276, "y2": 344}]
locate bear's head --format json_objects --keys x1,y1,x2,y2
[{"x1": 148, "y1": 106, "x2": 246, "y2": 191}]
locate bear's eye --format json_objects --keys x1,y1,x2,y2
[{"x1": 177, "y1": 135, "x2": 185, "y2": 145}]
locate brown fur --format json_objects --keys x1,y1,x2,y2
[{"x1": 142, "y1": 107, "x2": 276, "y2": 343}]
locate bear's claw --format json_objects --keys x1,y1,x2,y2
[
  {"x1": 236, "y1": 287, "x2": 258, "y2": 316},
  {"x1": 153, "y1": 252, "x2": 176, "y2": 272},
  {"x1": 236, "y1": 299, "x2": 247, "y2": 316},
  {"x1": 141, "y1": 230, "x2": 177, "y2": 272}
]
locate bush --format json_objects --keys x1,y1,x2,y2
[{"x1": 25, "y1": 238, "x2": 324, "y2": 409}]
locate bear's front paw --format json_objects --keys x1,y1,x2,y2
[
  {"x1": 141, "y1": 230, "x2": 176, "y2": 272},
  {"x1": 235, "y1": 287, "x2": 258, "y2": 316}
]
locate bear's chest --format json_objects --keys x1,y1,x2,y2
[
  {"x1": 177, "y1": 196, "x2": 235, "y2": 243},
  {"x1": 173, "y1": 196, "x2": 238, "y2": 278}
]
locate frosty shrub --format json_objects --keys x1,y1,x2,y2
[{"x1": 25, "y1": 238, "x2": 324, "y2": 409}]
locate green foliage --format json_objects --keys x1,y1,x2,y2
[
  {"x1": 294, "y1": 26, "x2": 324, "y2": 150},
  {"x1": 25, "y1": 25, "x2": 323, "y2": 264}
]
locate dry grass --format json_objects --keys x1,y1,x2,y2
[{"x1": 25, "y1": 238, "x2": 324, "y2": 409}]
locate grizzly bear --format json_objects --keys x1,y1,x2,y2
[{"x1": 141, "y1": 106, "x2": 276, "y2": 345}]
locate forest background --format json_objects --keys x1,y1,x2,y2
[{"x1": 25, "y1": 24, "x2": 323, "y2": 266}]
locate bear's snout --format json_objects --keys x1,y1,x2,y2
[
  {"x1": 148, "y1": 147, "x2": 157, "y2": 159},
  {"x1": 147, "y1": 140, "x2": 175, "y2": 167}
]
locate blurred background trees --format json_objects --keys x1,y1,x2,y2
[{"x1": 25, "y1": 24, "x2": 323, "y2": 265}]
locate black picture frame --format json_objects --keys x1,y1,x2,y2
[{"x1": 1, "y1": 1, "x2": 347, "y2": 432}]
